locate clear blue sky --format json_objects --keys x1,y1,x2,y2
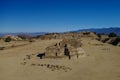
[{"x1": 0, "y1": 0, "x2": 120, "y2": 32}]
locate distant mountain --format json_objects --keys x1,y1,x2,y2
[
  {"x1": 1, "y1": 27, "x2": 120, "y2": 37},
  {"x1": 0, "y1": 32, "x2": 46, "y2": 37},
  {"x1": 71, "y1": 27, "x2": 120, "y2": 36}
]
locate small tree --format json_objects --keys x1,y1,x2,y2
[
  {"x1": 4, "y1": 37, "x2": 12, "y2": 42},
  {"x1": 109, "y1": 32, "x2": 117, "y2": 37},
  {"x1": 97, "y1": 34, "x2": 101, "y2": 38}
]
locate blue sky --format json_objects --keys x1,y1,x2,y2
[{"x1": 0, "y1": 0, "x2": 120, "y2": 32}]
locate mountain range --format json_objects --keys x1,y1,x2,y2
[
  {"x1": 0, "y1": 27, "x2": 120, "y2": 37},
  {"x1": 0, "y1": 32, "x2": 46, "y2": 37},
  {"x1": 71, "y1": 27, "x2": 120, "y2": 35}
]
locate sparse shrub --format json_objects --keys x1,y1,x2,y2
[
  {"x1": 110, "y1": 38, "x2": 120, "y2": 46},
  {"x1": 35, "y1": 35, "x2": 42, "y2": 38},
  {"x1": 17, "y1": 35, "x2": 33, "y2": 40},
  {"x1": 4, "y1": 37, "x2": 12, "y2": 42},
  {"x1": 83, "y1": 32, "x2": 90, "y2": 35},
  {"x1": 102, "y1": 38, "x2": 109, "y2": 43},
  {"x1": 93, "y1": 32, "x2": 96, "y2": 34},
  {"x1": 109, "y1": 32, "x2": 117, "y2": 37},
  {"x1": 29, "y1": 39, "x2": 35, "y2": 42},
  {"x1": 97, "y1": 34, "x2": 101, "y2": 38},
  {"x1": 97, "y1": 33, "x2": 105, "y2": 38},
  {"x1": 0, "y1": 47, "x2": 5, "y2": 50},
  {"x1": 17, "y1": 35, "x2": 27, "y2": 40},
  {"x1": 45, "y1": 33, "x2": 51, "y2": 35}
]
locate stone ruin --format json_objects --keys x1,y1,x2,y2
[
  {"x1": 39, "y1": 32, "x2": 98, "y2": 40},
  {"x1": 43, "y1": 39, "x2": 86, "y2": 59},
  {"x1": 37, "y1": 31, "x2": 98, "y2": 59},
  {"x1": 107, "y1": 37, "x2": 120, "y2": 46},
  {"x1": 97, "y1": 34, "x2": 120, "y2": 46}
]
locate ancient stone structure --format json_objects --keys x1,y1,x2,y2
[
  {"x1": 39, "y1": 32, "x2": 98, "y2": 40},
  {"x1": 107, "y1": 37, "x2": 120, "y2": 46},
  {"x1": 44, "y1": 39, "x2": 86, "y2": 59},
  {"x1": 37, "y1": 31, "x2": 99, "y2": 59},
  {"x1": 97, "y1": 34, "x2": 120, "y2": 46}
]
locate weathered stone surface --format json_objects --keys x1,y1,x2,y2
[
  {"x1": 45, "y1": 39, "x2": 85, "y2": 58},
  {"x1": 39, "y1": 32, "x2": 98, "y2": 40}
]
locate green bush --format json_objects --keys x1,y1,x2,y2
[
  {"x1": 0, "y1": 47, "x2": 5, "y2": 50},
  {"x1": 97, "y1": 34, "x2": 101, "y2": 38},
  {"x1": 4, "y1": 37, "x2": 12, "y2": 42},
  {"x1": 109, "y1": 32, "x2": 117, "y2": 37}
]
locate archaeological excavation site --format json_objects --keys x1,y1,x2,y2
[{"x1": 0, "y1": 31, "x2": 120, "y2": 80}]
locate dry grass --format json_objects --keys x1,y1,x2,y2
[{"x1": 0, "y1": 38, "x2": 120, "y2": 80}]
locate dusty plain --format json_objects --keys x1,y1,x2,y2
[{"x1": 0, "y1": 38, "x2": 120, "y2": 80}]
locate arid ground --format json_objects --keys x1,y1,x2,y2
[{"x1": 0, "y1": 38, "x2": 120, "y2": 80}]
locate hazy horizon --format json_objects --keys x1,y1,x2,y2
[
  {"x1": 1, "y1": 0, "x2": 120, "y2": 32},
  {"x1": 0, "y1": 27, "x2": 120, "y2": 33}
]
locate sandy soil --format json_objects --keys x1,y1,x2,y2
[
  {"x1": 0, "y1": 38, "x2": 120, "y2": 80},
  {"x1": 0, "y1": 40, "x2": 30, "y2": 50}
]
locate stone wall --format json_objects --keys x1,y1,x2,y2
[{"x1": 45, "y1": 39, "x2": 84, "y2": 58}]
